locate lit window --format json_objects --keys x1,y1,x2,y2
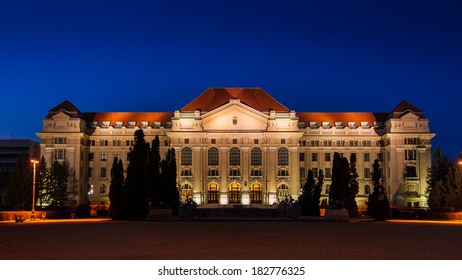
[
  {"x1": 114, "y1": 121, "x2": 123, "y2": 128},
  {"x1": 140, "y1": 121, "x2": 148, "y2": 127},
  {"x1": 153, "y1": 121, "x2": 161, "y2": 128},
  {"x1": 361, "y1": 121, "x2": 370, "y2": 128},
  {"x1": 102, "y1": 121, "x2": 110, "y2": 127},
  {"x1": 309, "y1": 122, "x2": 318, "y2": 128},
  {"x1": 335, "y1": 121, "x2": 344, "y2": 128},
  {"x1": 322, "y1": 121, "x2": 331, "y2": 128},
  {"x1": 101, "y1": 152, "x2": 107, "y2": 161},
  {"x1": 128, "y1": 121, "x2": 136, "y2": 127},
  {"x1": 91, "y1": 121, "x2": 98, "y2": 127},
  {"x1": 232, "y1": 117, "x2": 237, "y2": 125},
  {"x1": 348, "y1": 121, "x2": 356, "y2": 128}
]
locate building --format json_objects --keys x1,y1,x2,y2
[
  {"x1": 37, "y1": 88, "x2": 434, "y2": 207},
  {"x1": 0, "y1": 139, "x2": 40, "y2": 190}
]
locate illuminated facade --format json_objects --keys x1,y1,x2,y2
[{"x1": 37, "y1": 88, "x2": 434, "y2": 207}]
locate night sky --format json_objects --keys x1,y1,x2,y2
[{"x1": 0, "y1": 0, "x2": 460, "y2": 158}]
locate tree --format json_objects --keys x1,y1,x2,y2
[
  {"x1": 329, "y1": 152, "x2": 350, "y2": 209},
  {"x1": 299, "y1": 169, "x2": 315, "y2": 216},
  {"x1": 346, "y1": 153, "x2": 359, "y2": 217},
  {"x1": 49, "y1": 160, "x2": 69, "y2": 207},
  {"x1": 162, "y1": 148, "x2": 179, "y2": 215},
  {"x1": 445, "y1": 164, "x2": 462, "y2": 210},
  {"x1": 125, "y1": 129, "x2": 150, "y2": 218},
  {"x1": 109, "y1": 157, "x2": 126, "y2": 219},
  {"x1": 148, "y1": 135, "x2": 162, "y2": 205},
  {"x1": 426, "y1": 147, "x2": 451, "y2": 207},
  {"x1": 1, "y1": 154, "x2": 33, "y2": 210},
  {"x1": 368, "y1": 159, "x2": 391, "y2": 220},
  {"x1": 36, "y1": 156, "x2": 50, "y2": 207}
]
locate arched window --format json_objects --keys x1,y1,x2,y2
[
  {"x1": 251, "y1": 183, "x2": 262, "y2": 203},
  {"x1": 229, "y1": 147, "x2": 240, "y2": 166},
  {"x1": 181, "y1": 147, "x2": 192, "y2": 166},
  {"x1": 251, "y1": 147, "x2": 262, "y2": 166},
  {"x1": 208, "y1": 183, "x2": 219, "y2": 203},
  {"x1": 100, "y1": 184, "x2": 107, "y2": 195},
  {"x1": 278, "y1": 147, "x2": 289, "y2": 166},
  {"x1": 365, "y1": 185, "x2": 371, "y2": 195},
  {"x1": 208, "y1": 147, "x2": 219, "y2": 166}
]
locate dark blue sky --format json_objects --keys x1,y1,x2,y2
[{"x1": 0, "y1": 0, "x2": 460, "y2": 157}]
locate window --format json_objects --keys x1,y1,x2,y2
[
  {"x1": 211, "y1": 139, "x2": 216, "y2": 145},
  {"x1": 405, "y1": 165, "x2": 417, "y2": 178},
  {"x1": 251, "y1": 147, "x2": 262, "y2": 166},
  {"x1": 325, "y1": 168, "x2": 331, "y2": 178},
  {"x1": 364, "y1": 168, "x2": 371, "y2": 179},
  {"x1": 181, "y1": 170, "x2": 192, "y2": 176},
  {"x1": 335, "y1": 121, "x2": 344, "y2": 128},
  {"x1": 298, "y1": 121, "x2": 306, "y2": 128},
  {"x1": 232, "y1": 117, "x2": 237, "y2": 125},
  {"x1": 181, "y1": 147, "x2": 192, "y2": 166},
  {"x1": 310, "y1": 140, "x2": 318, "y2": 146},
  {"x1": 349, "y1": 140, "x2": 358, "y2": 146},
  {"x1": 100, "y1": 167, "x2": 107, "y2": 178},
  {"x1": 208, "y1": 147, "x2": 219, "y2": 166},
  {"x1": 102, "y1": 121, "x2": 110, "y2": 128},
  {"x1": 90, "y1": 140, "x2": 96, "y2": 146},
  {"x1": 309, "y1": 122, "x2": 318, "y2": 128},
  {"x1": 254, "y1": 139, "x2": 259, "y2": 145},
  {"x1": 278, "y1": 184, "x2": 290, "y2": 198},
  {"x1": 348, "y1": 121, "x2": 356, "y2": 128},
  {"x1": 128, "y1": 121, "x2": 136, "y2": 127},
  {"x1": 361, "y1": 121, "x2": 370, "y2": 128},
  {"x1": 405, "y1": 150, "x2": 417, "y2": 160},
  {"x1": 377, "y1": 153, "x2": 383, "y2": 162},
  {"x1": 88, "y1": 167, "x2": 93, "y2": 178},
  {"x1": 251, "y1": 169, "x2": 262, "y2": 177},
  {"x1": 54, "y1": 137, "x2": 67, "y2": 144},
  {"x1": 300, "y1": 168, "x2": 306, "y2": 179},
  {"x1": 91, "y1": 121, "x2": 98, "y2": 127},
  {"x1": 362, "y1": 140, "x2": 371, "y2": 147},
  {"x1": 364, "y1": 153, "x2": 370, "y2": 162},
  {"x1": 140, "y1": 121, "x2": 148, "y2": 127},
  {"x1": 325, "y1": 184, "x2": 330, "y2": 194},
  {"x1": 299, "y1": 140, "x2": 306, "y2": 146},
  {"x1": 337, "y1": 140, "x2": 345, "y2": 146},
  {"x1": 114, "y1": 121, "x2": 123, "y2": 128},
  {"x1": 208, "y1": 169, "x2": 219, "y2": 177},
  {"x1": 114, "y1": 152, "x2": 120, "y2": 159},
  {"x1": 113, "y1": 140, "x2": 121, "y2": 146},
  {"x1": 230, "y1": 147, "x2": 240, "y2": 166},
  {"x1": 165, "y1": 121, "x2": 172, "y2": 128},
  {"x1": 153, "y1": 121, "x2": 161, "y2": 128},
  {"x1": 184, "y1": 139, "x2": 189, "y2": 144},
  {"x1": 232, "y1": 139, "x2": 238, "y2": 145},
  {"x1": 100, "y1": 184, "x2": 107, "y2": 195},
  {"x1": 100, "y1": 140, "x2": 108, "y2": 146},
  {"x1": 325, "y1": 153, "x2": 331, "y2": 162},
  {"x1": 277, "y1": 169, "x2": 289, "y2": 176},
  {"x1": 365, "y1": 185, "x2": 371, "y2": 195},
  {"x1": 278, "y1": 147, "x2": 289, "y2": 166},
  {"x1": 312, "y1": 153, "x2": 318, "y2": 161},
  {"x1": 281, "y1": 139, "x2": 286, "y2": 144},
  {"x1": 312, "y1": 168, "x2": 318, "y2": 178},
  {"x1": 299, "y1": 152, "x2": 305, "y2": 162},
  {"x1": 323, "y1": 140, "x2": 332, "y2": 146},
  {"x1": 229, "y1": 169, "x2": 241, "y2": 177},
  {"x1": 322, "y1": 121, "x2": 331, "y2": 128},
  {"x1": 54, "y1": 149, "x2": 66, "y2": 160},
  {"x1": 101, "y1": 152, "x2": 107, "y2": 161}
]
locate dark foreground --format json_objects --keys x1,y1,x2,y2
[{"x1": 2, "y1": 219, "x2": 462, "y2": 259}]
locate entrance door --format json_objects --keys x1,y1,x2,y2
[
  {"x1": 208, "y1": 183, "x2": 219, "y2": 203},
  {"x1": 251, "y1": 183, "x2": 262, "y2": 203},
  {"x1": 229, "y1": 183, "x2": 241, "y2": 203}
]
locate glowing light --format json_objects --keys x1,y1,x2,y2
[
  {"x1": 241, "y1": 192, "x2": 250, "y2": 205},
  {"x1": 268, "y1": 192, "x2": 277, "y2": 205},
  {"x1": 193, "y1": 192, "x2": 201, "y2": 205},
  {"x1": 219, "y1": 193, "x2": 228, "y2": 205}
]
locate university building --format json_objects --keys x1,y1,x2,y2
[{"x1": 37, "y1": 88, "x2": 434, "y2": 208}]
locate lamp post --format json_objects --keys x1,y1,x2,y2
[{"x1": 31, "y1": 159, "x2": 39, "y2": 220}]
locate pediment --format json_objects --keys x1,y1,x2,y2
[
  {"x1": 52, "y1": 112, "x2": 72, "y2": 120},
  {"x1": 202, "y1": 101, "x2": 268, "y2": 131},
  {"x1": 400, "y1": 112, "x2": 420, "y2": 121}
]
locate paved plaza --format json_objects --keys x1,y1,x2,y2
[{"x1": 1, "y1": 219, "x2": 462, "y2": 259}]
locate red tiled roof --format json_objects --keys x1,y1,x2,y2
[
  {"x1": 390, "y1": 101, "x2": 424, "y2": 118},
  {"x1": 83, "y1": 112, "x2": 173, "y2": 127},
  {"x1": 297, "y1": 112, "x2": 388, "y2": 127},
  {"x1": 181, "y1": 88, "x2": 289, "y2": 112},
  {"x1": 47, "y1": 100, "x2": 84, "y2": 118}
]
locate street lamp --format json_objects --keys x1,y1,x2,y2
[{"x1": 31, "y1": 159, "x2": 39, "y2": 220}]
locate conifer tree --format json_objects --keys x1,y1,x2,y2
[
  {"x1": 109, "y1": 157, "x2": 126, "y2": 219},
  {"x1": 313, "y1": 169, "x2": 323, "y2": 216},
  {"x1": 368, "y1": 159, "x2": 391, "y2": 220},
  {"x1": 161, "y1": 148, "x2": 179, "y2": 215},
  {"x1": 36, "y1": 156, "x2": 50, "y2": 207},
  {"x1": 299, "y1": 169, "x2": 315, "y2": 215},
  {"x1": 125, "y1": 129, "x2": 150, "y2": 218},
  {"x1": 426, "y1": 147, "x2": 450, "y2": 207},
  {"x1": 148, "y1": 135, "x2": 161, "y2": 205},
  {"x1": 49, "y1": 160, "x2": 69, "y2": 207},
  {"x1": 329, "y1": 153, "x2": 350, "y2": 209},
  {"x1": 346, "y1": 153, "x2": 359, "y2": 217}
]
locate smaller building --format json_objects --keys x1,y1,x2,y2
[{"x1": 0, "y1": 139, "x2": 40, "y2": 189}]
